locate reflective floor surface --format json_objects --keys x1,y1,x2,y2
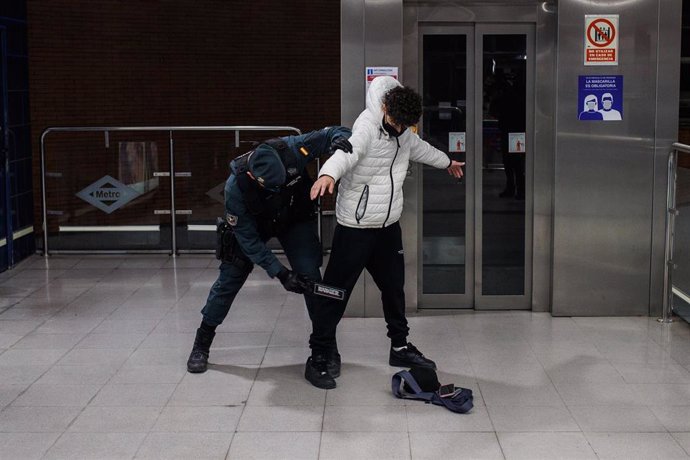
[{"x1": 1, "y1": 255, "x2": 690, "y2": 459}]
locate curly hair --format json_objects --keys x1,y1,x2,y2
[{"x1": 383, "y1": 86, "x2": 423, "y2": 127}]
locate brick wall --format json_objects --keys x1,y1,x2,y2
[{"x1": 27, "y1": 0, "x2": 340, "y2": 243}]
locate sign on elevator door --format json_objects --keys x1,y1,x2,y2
[
  {"x1": 584, "y1": 15, "x2": 619, "y2": 66},
  {"x1": 578, "y1": 75, "x2": 623, "y2": 121}
]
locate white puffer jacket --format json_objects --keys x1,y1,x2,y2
[{"x1": 319, "y1": 76, "x2": 452, "y2": 228}]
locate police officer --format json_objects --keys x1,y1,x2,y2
[{"x1": 187, "y1": 126, "x2": 352, "y2": 375}]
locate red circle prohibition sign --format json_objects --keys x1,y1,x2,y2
[{"x1": 587, "y1": 18, "x2": 616, "y2": 48}]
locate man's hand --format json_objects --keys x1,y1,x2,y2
[
  {"x1": 329, "y1": 136, "x2": 353, "y2": 155},
  {"x1": 277, "y1": 269, "x2": 309, "y2": 294},
  {"x1": 310, "y1": 175, "x2": 336, "y2": 200},
  {"x1": 447, "y1": 160, "x2": 465, "y2": 179}
]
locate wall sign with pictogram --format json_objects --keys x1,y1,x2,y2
[
  {"x1": 365, "y1": 67, "x2": 398, "y2": 91},
  {"x1": 584, "y1": 15, "x2": 619, "y2": 66}
]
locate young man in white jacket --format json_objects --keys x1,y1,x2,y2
[{"x1": 304, "y1": 76, "x2": 464, "y2": 388}]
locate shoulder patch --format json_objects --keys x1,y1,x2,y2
[{"x1": 226, "y1": 214, "x2": 238, "y2": 226}]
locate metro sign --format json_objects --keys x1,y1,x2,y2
[{"x1": 76, "y1": 175, "x2": 140, "y2": 214}]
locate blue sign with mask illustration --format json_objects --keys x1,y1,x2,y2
[{"x1": 578, "y1": 75, "x2": 623, "y2": 121}]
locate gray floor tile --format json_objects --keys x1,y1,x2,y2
[
  {"x1": 479, "y1": 381, "x2": 564, "y2": 406},
  {"x1": 673, "y1": 433, "x2": 690, "y2": 456},
  {"x1": 629, "y1": 383, "x2": 690, "y2": 405},
  {"x1": 554, "y1": 382, "x2": 641, "y2": 406},
  {"x1": 238, "y1": 405, "x2": 323, "y2": 432},
  {"x1": 152, "y1": 406, "x2": 242, "y2": 432},
  {"x1": 93, "y1": 319, "x2": 160, "y2": 334},
  {"x1": 613, "y1": 362, "x2": 690, "y2": 383},
  {"x1": 36, "y1": 364, "x2": 118, "y2": 385},
  {"x1": 544, "y1": 359, "x2": 625, "y2": 384},
  {"x1": 0, "y1": 305, "x2": 60, "y2": 320},
  {"x1": 406, "y1": 404, "x2": 493, "y2": 432},
  {"x1": 68, "y1": 406, "x2": 161, "y2": 432},
  {"x1": 651, "y1": 406, "x2": 690, "y2": 432},
  {"x1": 0, "y1": 432, "x2": 61, "y2": 459},
  {"x1": 0, "y1": 348, "x2": 66, "y2": 367},
  {"x1": 0, "y1": 383, "x2": 26, "y2": 408},
  {"x1": 227, "y1": 432, "x2": 320, "y2": 460},
  {"x1": 409, "y1": 432, "x2": 504, "y2": 460},
  {"x1": 247, "y1": 369, "x2": 327, "y2": 406},
  {"x1": 585, "y1": 432, "x2": 689, "y2": 459},
  {"x1": 207, "y1": 346, "x2": 266, "y2": 365},
  {"x1": 11, "y1": 333, "x2": 84, "y2": 350},
  {"x1": 57, "y1": 348, "x2": 133, "y2": 367},
  {"x1": 0, "y1": 406, "x2": 82, "y2": 432},
  {"x1": 124, "y1": 347, "x2": 188, "y2": 367},
  {"x1": 0, "y1": 364, "x2": 52, "y2": 385},
  {"x1": 12, "y1": 383, "x2": 101, "y2": 407},
  {"x1": 73, "y1": 257, "x2": 125, "y2": 269},
  {"x1": 569, "y1": 406, "x2": 666, "y2": 432},
  {"x1": 319, "y1": 432, "x2": 411, "y2": 460},
  {"x1": 0, "y1": 333, "x2": 22, "y2": 348},
  {"x1": 325, "y1": 365, "x2": 407, "y2": 406},
  {"x1": 168, "y1": 380, "x2": 253, "y2": 407},
  {"x1": 111, "y1": 365, "x2": 186, "y2": 384},
  {"x1": 90, "y1": 383, "x2": 177, "y2": 407},
  {"x1": 35, "y1": 318, "x2": 101, "y2": 334},
  {"x1": 487, "y1": 405, "x2": 579, "y2": 432},
  {"x1": 498, "y1": 432, "x2": 597, "y2": 460},
  {"x1": 135, "y1": 432, "x2": 232, "y2": 459},
  {"x1": 0, "y1": 320, "x2": 44, "y2": 336},
  {"x1": 323, "y1": 405, "x2": 406, "y2": 432},
  {"x1": 74, "y1": 332, "x2": 148, "y2": 349},
  {"x1": 3, "y1": 258, "x2": 690, "y2": 460},
  {"x1": 43, "y1": 432, "x2": 146, "y2": 460}
]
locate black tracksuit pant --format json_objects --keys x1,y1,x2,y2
[{"x1": 309, "y1": 221, "x2": 410, "y2": 354}]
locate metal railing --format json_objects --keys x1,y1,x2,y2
[
  {"x1": 660, "y1": 142, "x2": 690, "y2": 323},
  {"x1": 40, "y1": 125, "x2": 308, "y2": 257}
]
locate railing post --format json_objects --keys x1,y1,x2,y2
[
  {"x1": 659, "y1": 147, "x2": 678, "y2": 323},
  {"x1": 169, "y1": 130, "x2": 177, "y2": 257},
  {"x1": 40, "y1": 130, "x2": 49, "y2": 257}
]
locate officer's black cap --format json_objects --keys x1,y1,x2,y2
[{"x1": 249, "y1": 145, "x2": 286, "y2": 192}]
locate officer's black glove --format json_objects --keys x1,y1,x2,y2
[
  {"x1": 329, "y1": 136, "x2": 353, "y2": 155},
  {"x1": 277, "y1": 268, "x2": 310, "y2": 294}
]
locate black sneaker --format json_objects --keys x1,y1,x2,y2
[
  {"x1": 389, "y1": 342, "x2": 437, "y2": 370},
  {"x1": 327, "y1": 350, "x2": 341, "y2": 378},
  {"x1": 305, "y1": 355, "x2": 336, "y2": 389}
]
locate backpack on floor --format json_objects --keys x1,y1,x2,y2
[{"x1": 391, "y1": 368, "x2": 473, "y2": 414}]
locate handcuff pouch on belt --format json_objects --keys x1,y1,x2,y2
[{"x1": 215, "y1": 217, "x2": 252, "y2": 271}]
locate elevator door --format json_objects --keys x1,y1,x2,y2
[{"x1": 419, "y1": 24, "x2": 534, "y2": 310}]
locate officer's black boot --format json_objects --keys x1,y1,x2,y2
[
  {"x1": 305, "y1": 354, "x2": 336, "y2": 389},
  {"x1": 187, "y1": 326, "x2": 216, "y2": 373}
]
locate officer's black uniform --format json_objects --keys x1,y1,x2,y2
[{"x1": 187, "y1": 126, "x2": 352, "y2": 376}]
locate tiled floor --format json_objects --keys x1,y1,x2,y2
[{"x1": 1, "y1": 255, "x2": 690, "y2": 459}]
